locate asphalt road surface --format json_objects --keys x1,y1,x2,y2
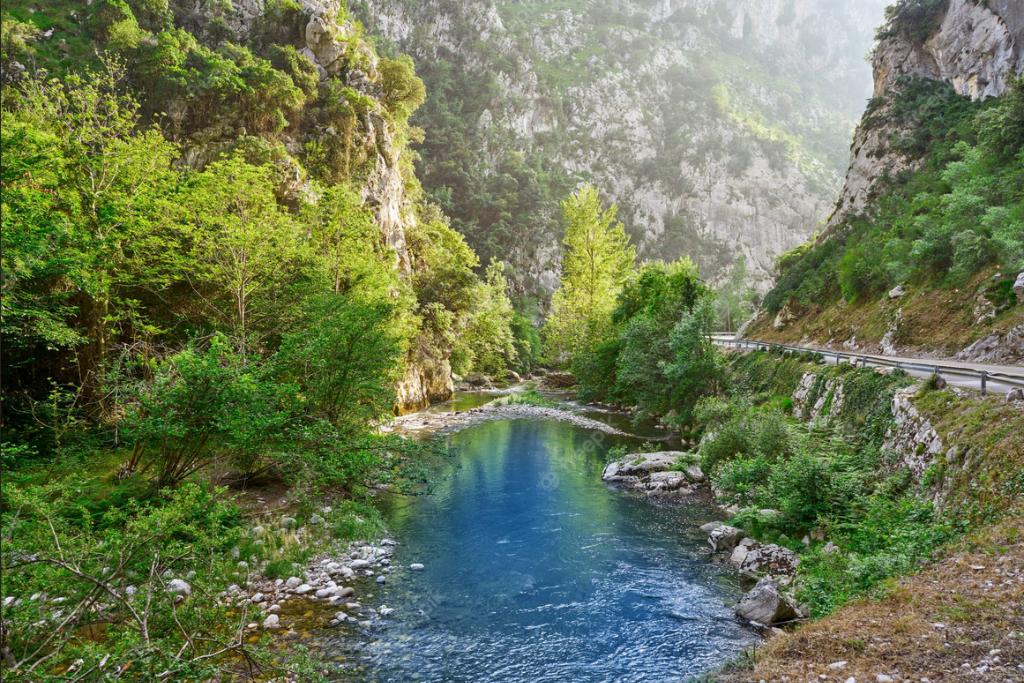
[{"x1": 712, "y1": 336, "x2": 1024, "y2": 395}]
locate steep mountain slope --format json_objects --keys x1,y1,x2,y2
[
  {"x1": 749, "y1": 0, "x2": 1024, "y2": 362},
  {"x1": 1, "y1": 0, "x2": 466, "y2": 409},
  {"x1": 352, "y1": 0, "x2": 889, "y2": 293}
]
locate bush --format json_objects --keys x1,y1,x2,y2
[
  {"x1": 123, "y1": 335, "x2": 296, "y2": 486},
  {"x1": 713, "y1": 456, "x2": 772, "y2": 505},
  {"x1": 1, "y1": 481, "x2": 254, "y2": 678},
  {"x1": 378, "y1": 55, "x2": 426, "y2": 121}
]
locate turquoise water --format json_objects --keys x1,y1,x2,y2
[{"x1": 340, "y1": 418, "x2": 756, "y2": 681}]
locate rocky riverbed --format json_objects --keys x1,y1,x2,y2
[
  {"x1": 601, "y1": 449, "x2": 808, "y2": 628},
  {"x1": 224, "y1": 536, "x2": 404, "y2": 634},
  {"x1": 386, "y1": 402, "x2": 630, "y2": 437}
]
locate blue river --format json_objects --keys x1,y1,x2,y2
[{"x1": 329, "y1": 416, "x2": 757, "y2": 681}]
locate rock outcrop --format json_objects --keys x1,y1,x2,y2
[
  {"x1": 954, "y1": 324, "x2": 1024, "y2": 365},
  {"x1": 354, "y1": 0, "x2": 889, "y2": 292},
  {"x1": 169, "y1": 0, "x2": 453, "y2": 411},
  {"x1": 601, "y1": 451, "x2": 703, "y2": 496},
  {"x1": 884, "y1": 386, "x2": 946, "y2": 479},
  {"x1": 829, "y1": 0, "x2": 1024, "y2": 226}
]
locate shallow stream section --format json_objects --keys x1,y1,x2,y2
[{"x1": 310, "y1": 409, "x2": 757, "y2": 681}]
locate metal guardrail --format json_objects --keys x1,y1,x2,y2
[{"x1": 712, "y1": 337, "x2": 1024, "y2": 396}]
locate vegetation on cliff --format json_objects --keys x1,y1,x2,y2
[
  {"x1": 757, "y1": 70, "x2": 1024, "y2": 351},
  {"x1": 0, "y1": 0, "x2": 529, "y2": 676}
]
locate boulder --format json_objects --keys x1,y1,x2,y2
[
  {"x1": 601, "y1": 461, "x2": 624, "y2": 481},
  {"x1": 464, "y1": 373, "x2": 491, "y2": 388},
  {"x1": 262, "y1": 613, "x2": 280, "y2": 629},
  {"x1": 734, "y1": 577, "x2": 800, "y2": 625},
  {"x1": 729, "y1": 538, "x2": 758, "y2": 568},
  {"x1": 737, "y1": 543, "x2": 800, "y2": 576},
  {"x1": 699, "y1": 521, "x2": 724, "y2": 534},
  {"x1": 682, "y1": 464, "x2": 705, "y2": 483},
  {"x1": 1015, "y1": 272, "x2": 1024, "y2": 304},
  {"x1": 603, "y1": 452, "x2": 699, "y2": 496},
  {"x1": 614, "y1": 452, "x2": 685, "y2": 476},
  {"x1": 167, "y1": 579, "x2": 191, "y2": 598},
  {"x1": 285, "y1": 576, "x2": 302, "y2": 589},
  {"x1": 888, "y1": 284, "x2": 906, "y2": 299},
  {"x1": 708, "y1": 525, "x2": 746, "y2": 552},
  {"x1": 645, "y1": 470, "x2": 687, "y2": 492},
  {"x1": 1007, "y1": 387, "x2": 1023, "y2": 403}
]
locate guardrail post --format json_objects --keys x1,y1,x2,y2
[{"x1": 981, "y1": 371, "x2": 987, "y2": 396}]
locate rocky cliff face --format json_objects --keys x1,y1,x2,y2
[
  {"x1": 829, "y1": 0, "x2": 1024, "y2": 225},
  {"x1": 353, "y1": 0, "x2": 888, "y2": 292},
  {"x1": 172, "y1": 0, "x2": 453, "y2": 410}
]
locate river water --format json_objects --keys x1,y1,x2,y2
[{"x1": 322, "y1": 412, "x2": 757, "y2": 681}]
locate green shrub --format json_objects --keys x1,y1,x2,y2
[
  {"x1": 1, "y1": 481, "x2": 251, "y2": 677},
  {"x1": 329, "y1": 500, "x2": 385, "y2": 540},
  {"x1": 713, "y1": 456, "x2": 771, "y2": 505}
]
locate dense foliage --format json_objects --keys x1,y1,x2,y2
[
  {"x1": 691, "y1": 352, "x2": 986, "y2": 617},
  {"x1": 764, "y1": 77, "x2": 1024, "y2": 314},
  {"x1": 542, "y1": 186, "x2": 720, "y2": 428},
  {"x1": 0, "y1": 0, "x2": 523, "y2": 675}
]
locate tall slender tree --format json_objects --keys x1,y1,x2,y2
[{"x1": 543, "y1": 184, "x2": 635, "y2": 363}]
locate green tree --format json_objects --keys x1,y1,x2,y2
[
  {"x1": 183, "y1": 154, "x2": 307, "y2": 359},
  {"x1": 276, "y1": 294, "x2": 405, "y2": 435},
  {"x1": 663, "y1": 296, "x2": 722, "y2": 427},
  {"x1": 378, "y1": 55, "x2": 426, "y2": 122},
  {"x1": 452, "y1": 261, "x2": 518, "y2": 376},
  {"x1": 543, "y1": 185, "x2": 635, "y2": 362},
  {"x1": 302, "y1": 182, "x2": 396, "y2": 297},
  {"x1": 713, "y1": 256, "x2": 757, "y2": 332},
  {"x1": 2, "y1": 67, "x2": 180, "y2": 397}
]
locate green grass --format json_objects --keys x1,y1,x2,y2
[
  {"x1": 502, "y1": 388, "x2": 560, "y2": 408},
  {"x1": 3, "y1": 0, "x2": 100, "y2": 73}
]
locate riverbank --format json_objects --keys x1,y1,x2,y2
[
  {"x1": 594, "y1": 349, "x2": 1024, "y2": 680},
  {"x1": 385, "y1": 400, "x2": 630, "y2": 437}
]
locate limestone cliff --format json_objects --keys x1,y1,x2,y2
[
  {"x1": 352, "y1": 0, "x2": 888, "y2": 292},
  {"x1": 829, "y1": 0, "x2": 1024, "y2": 226},
  {"x1": 171, "y1": 0, "x2": 454, "y2": 410}
]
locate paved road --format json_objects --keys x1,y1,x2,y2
[{"x1": 712, "y1": 335, "x2": 1024, "y2": 396}]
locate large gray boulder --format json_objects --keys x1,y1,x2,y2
[
  {"x1": 613, "y1": 452, "x2": 685, "y2": 476},
  {"x1": 735, "y1": 577, "x2": 800, "y2": 625},
  {"x1": 735, "y1": 542, "x2": 800, "y2": 577},
  {"x1": 1014, "y1": 272, "x2": 1024, "y2": 304},
  {"x1": 708, "y1": 525, "x2": 746, "y2": 552},
  {"x1": 602, "y1": 452, "x2": 697, "y2": 496},
  {"x1": 646, "y1": 470, "x2": 687, "y2": 492},
  {"x1": 167, "y1": 579, "x2": 191, "y2": 598}
]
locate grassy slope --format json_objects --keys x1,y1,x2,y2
[
  {"x1": 748, "y1": 266, "x2": 1024, "y2": 354},
  {"x1": 716, "y1": 356, "x2": 1024, "y2": 680},
  {"x1": 722, "y1": 513, "x2": 1023, "y2": 682}
]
